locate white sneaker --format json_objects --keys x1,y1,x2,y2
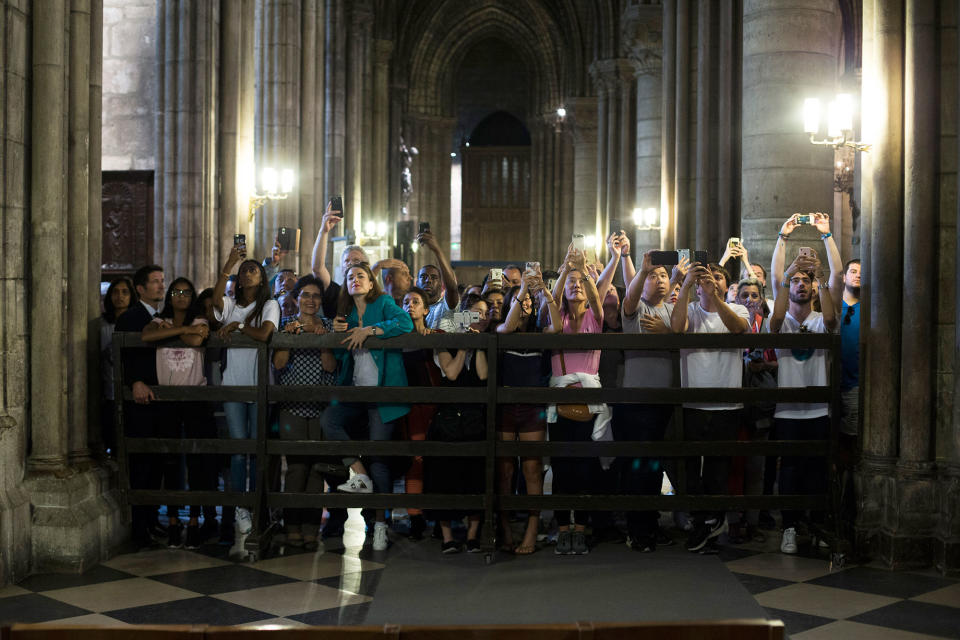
[
  {"x1": 338, "y1": 474, "x2": 374, "y2": 494},
  {"x1": 373, "y1": 522, "x2": 389, "y2": 551},
  {"x1": 235, "y1": 507, "x2": 253, "y2": 535},
  {"x1": 230, "y1": 529, "x2": 251, "y2": 561},
  {"x1": 780, "y1": 527, "x2": 798, "y2": 554}
]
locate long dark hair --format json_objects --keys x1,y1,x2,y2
[
  {"x1": 103, "y1": 276, "x2": 137, "y2": 323},
  {"x1": 337, "y1": 263, "x2": 384, "y2": 317},
  {"x1": 235, "y1": 259, "x2": 272, "y2": 325},
  {"x1": 501, "y1": 285, "x2": 537, "y2": 332},
  {"x1": 158, "y1": 277, "x2": 200, "y2": 326}
]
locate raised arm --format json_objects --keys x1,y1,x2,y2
[
  {"x1": 617, "y1": 232, "x2": 636, "y2": 285},
  {"x1": 813, "y1": 212, "x2": 844, "y2": 318},
  {"x1": 670, "y1": 265, "x2": 702, "y2": 332},
  {"x1": 623, "y1": 250, "x2": 652, "y2": 317},
  {"x1": 771, "y1": 214, "x2": 800, "y2": 292},
  {"x1": 214, "y1": 245, "x2": 244, "y2": 312},
  {"x1": 596, "y1": 236, "x2": 621, "y2": 303},
  {"x1": 701, "y1": 270, "x2": 749, "y2": 333},
  {"x1": 310, "y1": 202, "x2": 342, "y2": 288},
  {"x1": 418, "y1": 230, "x2": 459, "y2": 310}
]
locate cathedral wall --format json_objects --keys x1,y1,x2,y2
[{"x1": 101, "y1": 0, "x2": 157, "y2": 171}]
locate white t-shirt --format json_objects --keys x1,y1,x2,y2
[
  {"x1": 680, "y1": 301, "x2": 750, "y2": 410},
  {"x1": 426, "y1": 297, "x2": 454, "y2": 330},
  {"x1": 352, "y1": 349, "x2": 380, "y2": 386},
  {"x1": 215, "y1": 296, "x2": 281, "y2": 386},
  {"x1": 774, "y1": 310, "x2": 830, "y2": 419}
]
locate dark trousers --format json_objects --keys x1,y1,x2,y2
[
  {"x1": 125, "y1": 402, "x2": 176, "y2": 539},
  {"x1": 167, "y1": 402, "x2": 219, "y2": 521},
  {"x1": 549, "y1": 416, "x2": 596, "y2": 527},
  {"x1": 614, "y1": 404, "x2": 673, "y2": 538},
  {"x1": 773, "y1": 416, "x2": 830, "y2": 529},
  {"x1": 682, "y1": 408, "x2": 740, "y2": 524}
]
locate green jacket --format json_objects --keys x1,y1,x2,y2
[{"x1": 334, "y1": 294, "x2": 413, "y2": 424}]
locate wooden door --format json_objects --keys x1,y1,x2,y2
[
  {"x1": 460, "y1": 146, "x2": 531, "y2": 261},
  {"x1": 101, "y1": 170, "x2": 154, "y2": 279}
]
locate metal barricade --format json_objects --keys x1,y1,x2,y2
[{"x1": 113, "y1": 331, "x2": 841, "y2": 562}]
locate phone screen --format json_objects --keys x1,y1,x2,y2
[
  {"x1": 572, "y1": 234, "x2": 585, "y2": 252},
  {"x1": 419, "y1": 221, "x2": 430, "y2": 234},
  {"x1": 329, "y1": 196, "x2": 343, "y2": 213}
]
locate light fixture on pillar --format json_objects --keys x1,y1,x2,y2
[
  {"x1": 803, "y1": 94, "x2": 870, "y2": 152},
  {"x1": 633, "y1": 207, "x2": 660, "y2": 229},
  {"x1": 554, "y1": 106, "x2": 567, "y2": 133},
  {"x1": 249, "y1": 167, "x2": 295, "y2": 222}
]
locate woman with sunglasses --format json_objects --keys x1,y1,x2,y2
[
  {"x1": 325, "y1": 262, "x2": 413, "y2": 551},
  {"x1": 141, "y1": 277, "x2": 214, "y2": 548},
  {"x1": 214, "y1": 245, "x2": 281, "y2": 554}
]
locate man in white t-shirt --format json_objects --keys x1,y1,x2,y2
[
  {"x1": 416, "y1": 230, "x2": 459, "y2": 328},
  {"x1": 769, "y1": 217, "x2": 839, "y2": 554},
  {"x1": 671, "y1": 261, "x2": 750, "y2": 553}
]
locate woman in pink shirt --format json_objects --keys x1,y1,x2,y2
[{"x1": 546, "y1": 246, "x2": 612, "y2": 556}]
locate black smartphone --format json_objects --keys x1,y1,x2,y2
[
  {"x1": 329, "y1": 195, "x2": 343, "y2": 214},
  {"x1": 694, "y1": 250, "x2": 710, "y2": 265},
  {"x1": 277, "y1": 227, "x2": 300, "y2": 252},
  {"x1": 419, "y1": 221, "x2": 430, "y2": 234},
  {"x1": 610, "y1": 219, "x2": 622, "y2": 236},
  {"x1": 233, "y1": 233, "x2": 245, "y2": 246},
  {"x1": 650, "y1": 250, "x2": 679, "y2": 265}
]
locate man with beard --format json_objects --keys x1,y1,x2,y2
[
  {"x1": 416, "y1": 229, "x2": 460, "y2": 328},
  {"x1": 837, "y1": 259, "x2": 860, "y2": 439},
  {"x1": 769, "y1": 213, "x2": 839, "y2": 554}
]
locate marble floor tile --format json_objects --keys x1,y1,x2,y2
[
  {"x1": 754, "y1": 583, "x2": 899, "y2": 620},
  {"x1": 212, "y1": 581, "x2": 371, "y2": 617},
  {"x1": 41, "y1": 577, "x2": 199, "y2": 612},
  {"x1": 315, "y1": 569, "x2": 383, "y2": 597},
  {"x1": 807, "y1": 566, "x2": 956, "y2": 599},
  {"x1": 147, "y1": 564, "x2": 296, "y2": 595},
  {"x1": 731, "y1": 572, "x2": 796, "y2": 595},
  {"x1": 0, "y1": 585, "x2": 31, "y2": 599},
  {"x1": 17, "y1": 565, "x2": 135, "y2": 593},
  {"x1": 105, "y1": 595, "x2": 273, "y2": 626},
  {"x1": 0, "y1": 594, "x2": 92, "y2": 625},
  {"x1": 36, "y1": 613, "x2": 132, "y2": 627},
  {"x1": 251, "y1": 551, "x2": 384, "y2": 581},
  {"x1": 102, "y1": 548, "x2": 232, "y2": 577},
  {"x1": 849, "y1": 600, "x2": 960, "y2": 639},
  {"x1": 235, "y1": 617, "x2": 312, "y2": 628},
  {"x1": 762, "y1": 606, "x2": 834, "y2": 636},
  {"x1": 910, "y1": 582, "x2": 960, "y2": 609},
  {"x1": 724, "y1": 552, "x2": 837, "y2": 583},
  {"x1": 792, "y1": 620, "x2": 950, "y2": 640},
  {"x1": 288, "y1": 602, "x2": 372, "y2": 626}
]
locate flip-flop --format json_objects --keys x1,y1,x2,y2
[{"x1": 514, "y1": 543, "x2": 537, "y2": 555}]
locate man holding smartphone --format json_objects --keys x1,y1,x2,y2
[
  {"x1": 415, "y1": 225, "x2": 460, "y2": 329},
  {"x1": 310, "y1": 198, "x2": 370, "y2": 318}
]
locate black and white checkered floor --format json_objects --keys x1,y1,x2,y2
[{"x1": 1, "y1": 512, "x2": 958, "y2": 638}]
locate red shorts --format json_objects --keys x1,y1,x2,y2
[{"x1": 498, "y1": 404, "x2": 547, "y2": 434}]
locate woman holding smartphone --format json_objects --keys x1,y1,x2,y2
[
  {"x1": 323, "y1": 262, "x2": 413, "y2": 552},
  {"x1": 495, "y1": 268, "x2": 560, "y2": 554},
  {"x1": 141, "y1": 277, "x2": 214, "y2": 549},
  {"x1": 213, "y1": 244, "x2": 280, "y2": 552},
  {"x1": 546, "y1": 245, "x2": 616, "y2": 556}
]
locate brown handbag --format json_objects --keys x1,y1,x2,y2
[{"x1": 556, "y1": 352, "x2": 594, "y2": 422}]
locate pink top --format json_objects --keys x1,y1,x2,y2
[
  {"x1": 550, "y1": 307, "x2": 602, "y2": 377},
  {"x1": 154, "y1": 317, "x2": 208, "y2": 386}
]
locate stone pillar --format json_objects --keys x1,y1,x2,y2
[
  {"x1": 567, "y1": 97, "x2": 598, "y2": 247},
  {"x1": 68, "y1": 0, "x2": 92, "y2": 464},
  {"x1": 405, "y1": 112, "x2": 455, "y2": 257},
  {"x1": 255, "y1": 0, "x2": 300, "y2": 251},
  {"x1": 155, "y1": 0, "x2": 220, "y2": 285},
  {"x1": 219, "y1": 0, "x2": 256, "y2": 263},
  {"x1": 324, "y1": 0, "x2": 346, "y2": 225},
  {"x1": 1, "y1": 0, "x2": 36, "y2": 585},
  {"x1": 661, "y1": 0, "x2": 678, "y2": 248},
  {"x1": 591, "y1": 59, "x2": 637, "y2": 254},
  {"x1": 344, "y1": 1, "x2": 372, "y2": 234},
  {"x1": 299, "y1": 0, "x2": 319, "y2": 274},
  {"x1": 529, "y1": 112, "x2": 574, "y2": 269},
  {"x1": 740, "y1": 0, "x2": 839, "y2": 272},
  {"x1": 673, "y1": 0, "x2": 691, "y2": 249},
  {"x1": 948, "y1": 0, "x2": 960, "y2": 573},
  {"x1": 87, "y1": 0, "x2": 104, "y2": 456},
  {"x1": 30, "y1": 0, "x2": 69, "y2": 473},
  {"x1": 372, "y1": 39, "x2": 393, "y2": 230},
  {"x1": 693, "y1": 0, "x2": 710, "y2": 251}
]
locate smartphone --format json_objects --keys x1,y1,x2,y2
[
  {"x1": 329, "y1": 195, "x2": 343, "y2": 214},
  {"x1": 650, "y1": 250, "x2": 679, "y2": 266},
  {"x1": 453, "y1": 311, "x2": 480, "y2": 328},
  {"x1": 571, "y1": 234, "x2": 585, "y2": 252},
  {"x1": 610, "y1": 219, "x2": 622, "y2": 236},
  {"x1": 233, "y1": 234, "x2": 246, "y2": 258},
  {"x1": 728, "y1": 237, "x2": 741, "y2": 248},
  {"x1": 419, "y1": 221, "x2": 431, "y2": 235},
  {"x1": 489, "y1": 268, "x2": 503, "y2": 284},
  {"x1": 546, "y1": 277, "x2": 557, "y2": 292},
  {"x1": 796, "y1": 214, "x2": 811, "y2": 225},
  {"x1": 799, "y1": 247, "x2": 816, "y2": 260},
  {"x1": 694, "y1": 250, "x2": 710, "y2": 265},
  {"x1": 677, "y1": 248, "x2": 691, "y2": 263},
  {"x1": 525, "y1": 261, "x2": 540, "y2": 274},
  {"x1": 277, "y1": 227, "x2": 300, "y2": 252}
]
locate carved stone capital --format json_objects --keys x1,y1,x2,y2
[
  {"x1": 589, "y1": 59, "x2": 638, "y2": 95},
  {"x1": 562, "y1": 96, "x2": 598, "y2": 144},
  {"x1": 621, "y1": 2, "x2": 663, "y2": 76}
]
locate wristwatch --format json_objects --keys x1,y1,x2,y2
[{"x1": 238, "y1": 322, "x2": 245, "y2": 331}]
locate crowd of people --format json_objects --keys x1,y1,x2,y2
[{"x1": 100, "y1": 206, "x2": 861, "y2": 559}]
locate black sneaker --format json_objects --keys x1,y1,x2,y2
[
  {"x1": 571, "y1": 531, "x2": 589, "y2": 555},
  {"x1": 441, "y1": 540, "x2": 461, "y2": 554},
  {"x1": 627, "y1": 534, "x2": 656, "y2": 553},
  {"x1": 465, "y1": 539, "x2": 482, "y2": 553},
  {"x1": 555, "y1": 530, "x2": 573, "y2": 555},
  {"x1": 686, "y1": 518, "x2": 728, "y2": 552},
  {"x1": 167, "y1": 523, "x2": 183, "y2": 549},
  {"x1": 185, "y1": 525, "x2": 202, "y2": 550},
  {"x1": 409, "y1": 515, "x2": 426, "y2": 540},
  {"x1": 655, "y1": 528, "x2": 675, "y2": 547}
]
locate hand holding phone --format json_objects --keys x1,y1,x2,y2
[{"x1": 233, "y1": 233, "x2": 247, "y2": 259}]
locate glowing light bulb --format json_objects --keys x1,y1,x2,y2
[
  {"x1": 803, "y1": 98, "x2": 821, "y2": 135},
  {"x1": 364, "y1": 221, "x2": 376, "y2": 237},
  {"x1": 261, "y1": 167, "x2": 278, "y2": 194},
  {"x1": 280, "y1": 169, "x2": 295, "y2": 194}
]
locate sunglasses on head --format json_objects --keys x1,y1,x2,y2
[{"x1": 843, "y1": 304, "x2": 856, "y2": 325}]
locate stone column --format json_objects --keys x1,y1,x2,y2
[
  {"x1": 68, "y1": 0, "x2": 92, "y2": 464},
  {"x1": 948, "y1": 0, "x2": 960, "y2": 573},
  {"x1": 372, "y1": 39, "x2": 393, "y2": 228},
  {"x1": 29, "y1": 0, "x2": 69, "y2": 473},
  {"x1": 255, "y1": 0, "x2": 301, "y2": 250},
  {"x1": 344, "y1": 1, "x2": 372, "y2": 233},
  {"x1": 299, "y1": 0, "x2": 319, "y2": 274},
  {"x1": 740, "y1": 0, "x2": 839, "y2": 272},
  {"x1": 693, "y1": 0, "x2": 710, "y2": 251},
  {"x1": 324, "y1": 0, "x2": 346, "y2": 225},
  {"x1": 673, "y1": 0, "x2": 691, "y2": 249},
  {"x1": 661, "y1": 0, "x2": 678, "y2": 247},
  {"x1": 405, "y1": 112, "x2": 455, "y2": 257},
  {"x1": 86, "y1": 0, "x2": 104, "y2": 456},
  {"x1": 155, "y1": 0, "x2": 220, "y2": 285},
  {"x1": 566, "y1": 97, "x2": 598, "y2": 257},
  {"x1": 591, "y1": 59, "x2": 637, "y2": 252}
]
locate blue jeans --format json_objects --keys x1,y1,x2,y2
[
  {"x1": 224, "y1": 402, "x2": 258, "y2": 492},
  {"x1": 322, "y1": 403, "x2": 395, "y2": 494}
]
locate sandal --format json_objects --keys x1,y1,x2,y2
[{"x1": 514, "y1": 543, "x2": 537, "y2": 555}]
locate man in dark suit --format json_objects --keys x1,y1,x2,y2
[{"x1": 115, "y1": 264, "x2": 169, "y2": 547}]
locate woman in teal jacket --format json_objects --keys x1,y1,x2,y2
[{"x1": 324, "y1": 262, "x2": 413, "y2": 550}]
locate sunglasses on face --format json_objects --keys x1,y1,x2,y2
[{"x1": 171, "y1": 289, "x2": 192, "y2": 297}]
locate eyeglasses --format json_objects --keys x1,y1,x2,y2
[
  {"x1": 171, "y1": 289, "x2": 192, "y2": 297},
  {"x1": 298, "y1": 293, "x2": 323, "y2": 300},
  {"x1": 843, "y1": 304, "x2": 856, "y2": 325}
]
